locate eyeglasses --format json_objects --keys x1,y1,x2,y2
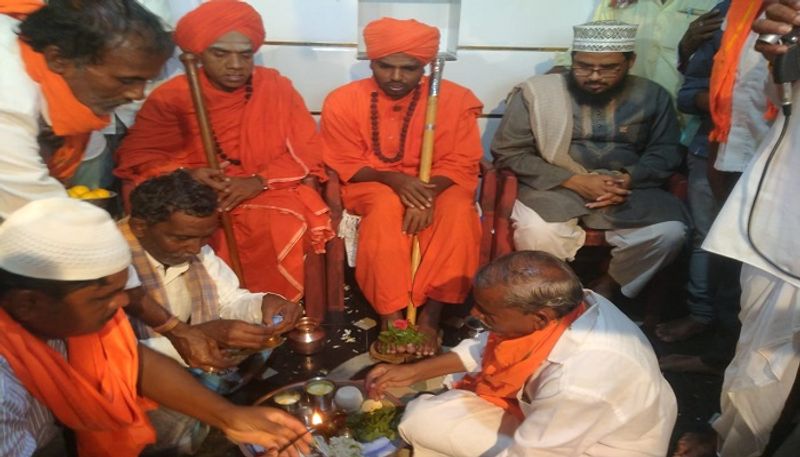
[{"x1": 571, "y1": 62, "x2": 625, "y2": 77}]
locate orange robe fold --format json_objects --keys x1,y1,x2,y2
[
  {"x1": 455, "y1": 303, "x2": 586, "y2": 420},
  {"x1": 0, "y1": 308, "x2": 155, "y2": 457},
  {"x1": 115, "y1": 67, "x2": 333, "y2": 299},
  {"x1": 321, "y1": 78, "x2": 483, "y2": 314}
]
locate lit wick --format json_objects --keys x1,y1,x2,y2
[{"x1": 277, "y1": 411, "x2": 325, "y2": 453}]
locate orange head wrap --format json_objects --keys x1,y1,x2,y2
[
  {"x1": 364, "y1": 17, "x2": 440, "y2": 63},
  {"x1": 174, "y1": 0, "x2": 265, "y2": 54}
]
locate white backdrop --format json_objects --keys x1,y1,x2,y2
[{"x1": 145, "y1": 0, "x2": 599, "y2": 154}]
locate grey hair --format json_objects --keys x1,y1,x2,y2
[{"x1": 474, "y1": 251, "x2": 584, "y2": 317}]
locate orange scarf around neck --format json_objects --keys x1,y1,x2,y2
[
  {"x1": 456, "y1": 302, "x2": 586, "y2": 420},
  {"x1": 17, "y1": 39, "x2": 109, "y2": 182},
  {"x1": 709, "y1": 0, "x2": 776, "y2": 143},
  {"x1": 0, "y1": 308, "x2": 155, "y2": 457}
]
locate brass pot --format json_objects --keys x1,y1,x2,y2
[{"x1": 287, "y1": 317, "x2": 326, "y2": 355}]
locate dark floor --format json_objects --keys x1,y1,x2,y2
[{"x1": 196, "y1": 261, "x2": 724, "y2": 456}]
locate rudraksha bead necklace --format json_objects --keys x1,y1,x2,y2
[
  {"x1": 210, "y1": 77, "x2": 254, "y2": 166},
  {"x1": 369, "y1": 85, "x2": 421, "y2": 163}
]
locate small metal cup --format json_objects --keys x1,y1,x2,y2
[
  {"x1": 304, "y1": 377, "x2": 336, "y2": 412},
  {"x1": 272, "y1": 389, "x2": 302, "y2": 415}
]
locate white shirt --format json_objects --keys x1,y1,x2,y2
[
  {"x1": 714, "y1": 32, "x2": 772, "y2": 173},
  {"x1": 0, "y1": 15, "x2": 67, "y2": 220},
  {"x1": 129, "y1": 245, "x2": 266, "y2": 364},
  {"x1": 450, "y1": 292, "x2": 677, "y2": 457}
]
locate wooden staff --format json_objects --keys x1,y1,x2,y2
[
  {"x1": 407, "y1": 57, "x2": 445, "y2": 326},
  {"x1": 179, "y1": 53, "x2": 246, "y2": 284}
]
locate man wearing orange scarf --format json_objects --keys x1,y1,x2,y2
[
  {"x1": 115, "y1": 0, "x2": 334, "y2": 300},
  {"x1": 0, "y1": 198, "x2": 312, "y2": 457},
  {"x1": 366, "y1": 251, "x2": 677, "y2": 457},
  {"x1": 321, "y1": 17, "x2": 483, "y2": 356},
  {"x1": 0, "y1": 0, "x2": 172, "y2": 220}
]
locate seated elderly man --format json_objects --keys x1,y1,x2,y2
[
  {"x1": 492, "y1": 20, "x2": 688, "y2": 299},
  {"x1": 115, "y1": 0, "x2": 333, "y2": 299},
  {"x1": 366, "y1": 251, "x2": 677, "y2": 456},
  {"x1": 122, "y1": 170, "x2": 303, "y2": 385},
  {"x1": 0, "y1": 198, "x2": 312, "y2": 457}
]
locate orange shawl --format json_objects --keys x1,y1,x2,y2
[
  {"x1": 456, "y1": 303, "x2": 586, "y2": 420},
  {"x1": 709, "y1": 0, "x2": 775, "y2": 142},
  {"x1": 0, "y1": 308, "x2": 155, "y2": 457}
]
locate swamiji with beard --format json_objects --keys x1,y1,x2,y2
[
  {"x1": 115, "y1": 0, "x2": 334, "y2": 299},
  {"x1": 321, "y1": 17, "x2": 483, "y2": 356}
]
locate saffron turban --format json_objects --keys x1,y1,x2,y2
[
  {"x1": 174, "y1": 0, "x2": 265, "y2": 54},
  {"x1": 364, "y1": 17, "x2": 440, "y2": 63}
]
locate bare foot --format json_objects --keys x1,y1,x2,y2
[
  {"x1": 589, "y1": 273, "x2": 619, "y2": 300},
  {"x1": 410, "y1": 299, "x2": 444, "y2": 357},
  {"x1": 659, "y1": 354, "x2": 722, "y2": 375},
  {"x1": 671, "y1": 431, "x2": 717, "y2": 457},
  {"x1": 378, "y1": 311, "x2": 413, "y2": 355},
  {"x1": 655, "y1": 316, "x2": 709, "y2": 343},
  {"x1": 412, "y1": 325, "x2": 441, "y2": 357}
]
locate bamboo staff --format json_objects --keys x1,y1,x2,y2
[
  {"x1": 407, "y1": 57, "x2": 445, "y2": 326},
  {"x1": 179, "y1": 53, "x2": 246, "y2": 284}
]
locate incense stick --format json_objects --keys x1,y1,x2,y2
[{"x1": 277, "y1": 426, "x2": 317, "y2": 453}]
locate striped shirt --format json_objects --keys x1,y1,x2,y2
[{"x1": 0, "y1": 340, "x2": 64, "y2": 457}]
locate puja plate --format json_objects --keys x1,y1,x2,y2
[{"x1": 240, "y1": 379, "x2": 405, "y2": 457}]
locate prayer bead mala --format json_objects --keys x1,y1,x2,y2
[
  {"x1": 369, "y1": 85, "x2": 421, "y2": 163},
  {"x1": 210, "y1": 77, "x2": 254, "y2": 167}
]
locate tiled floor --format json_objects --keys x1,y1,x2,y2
[{"x1": 195, "y1": 266, "x2": 724, "y2": 456}]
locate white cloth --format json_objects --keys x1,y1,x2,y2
[
  {"x1": 714, "y1": 32, "x2": 772, "y2": 173},
  {"x1": 0, "y1": 341, "x2": 65, "y2": 457},
  {"x1": 511, "y1": 200, "x2": 687, "y2": 297},
  {"x1": 400, "y1": 292, "x2": 677, "y2": 457},
  {"x1": 0, "y1": 15, "x2": 67, "y2": 220},
  {"x1": 130, "y1": 245, "x2": 265, "y2": 364},
  {"x1": 712, "y1": 265, "x2": 800, "y2": 457},
  {"x1": 0, "y1": 198, "x2": 131, "y2": 281},
  {"x1": 703, "y1": 80, "x2": 800, "y2": 457}
]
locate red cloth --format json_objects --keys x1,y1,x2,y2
[
  {"x1": 364, "y1": 17, "x2": 440, "y2": 63},
  {"x1": 709, "y1": 0, "x2": 776, "y2": 142},
  {"x1": 0, "y1": 308, "x2": 155, "y2": 456},
  {"x1": 115, "y1": 68, "x2": 333, "y2": 299},
  {"x1": 173, "y1": 0, "x2": 265, "y2": 54},
  {"x1": 0, "y1": 0, "x2": 41, "y2": 16},
  {"x1": 456, "y1": 303, "x2": 586, "y2": 420},
  {"x1": 321, "y1": 78, "x2": 483, "y2": 313}
]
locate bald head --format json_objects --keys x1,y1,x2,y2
[{"x1": 474, "y1": 251, "x2": 584, "y2": 317}]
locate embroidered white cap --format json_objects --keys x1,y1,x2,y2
[
  {"x1": 573, "y1": 20, "x2": 638, "y2": 53},
  {"x1": 0, "y1": 198, "x2": 131, "y2": 281}
]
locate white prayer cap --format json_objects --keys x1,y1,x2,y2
[
  {"x1": 0, "y1": 198, "x2": 131, "y2": 281},
  {"x1": 573, "y1": 20, "x2": 638, "y2": 53}
]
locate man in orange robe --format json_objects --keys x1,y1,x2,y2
[
  {"x1": 115, "y1": 0, "x2": 334, "y2": 299},
  {"x1": 321, "y1": 18, "x2": 483, "y2": 355}
]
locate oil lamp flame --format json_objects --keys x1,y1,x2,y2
[{"x1": 311, "y1": 412, "x2": 323, "y2": 426}]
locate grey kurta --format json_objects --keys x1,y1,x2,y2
[{"x1": 492, "y1": 75, "x2": 688, "y2": 230}]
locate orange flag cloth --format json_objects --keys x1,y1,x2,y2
[
  {"x1": 364, "y1": 17, "x2": 440, "y2": 62},
  {"x1": 5, "y1": 2, "x2": 109, "y2": 182},
  {"x1": 173, "y1": 0, "x2": 265, "y2": 54},
  {"x1": 0, "y1": 308, "x2": 155, "y2": 457},
  {"x1": 456, "y1": 303, "x2": 587, "y2": 420},
  {"x1": 709, "y1": 0, "x2": 775, "y2": 143}
]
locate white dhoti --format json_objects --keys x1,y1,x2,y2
[
  {"x1": 511, "y1": 200, "x2": 687, "y2": 297},
  {"x1": 399, "y1": 390, "x2": 520, "y2": 457},
  {"x1": 713, "y1": 264, "x2": 800, "y2": 457}
]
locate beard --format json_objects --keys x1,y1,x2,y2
[{"x1": 566, "y1": 72, "x2": 629, "y2": 107}]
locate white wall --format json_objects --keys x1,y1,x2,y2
[{"x1": 160, "y1": 0, "x2": 599, "y2": 154}]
